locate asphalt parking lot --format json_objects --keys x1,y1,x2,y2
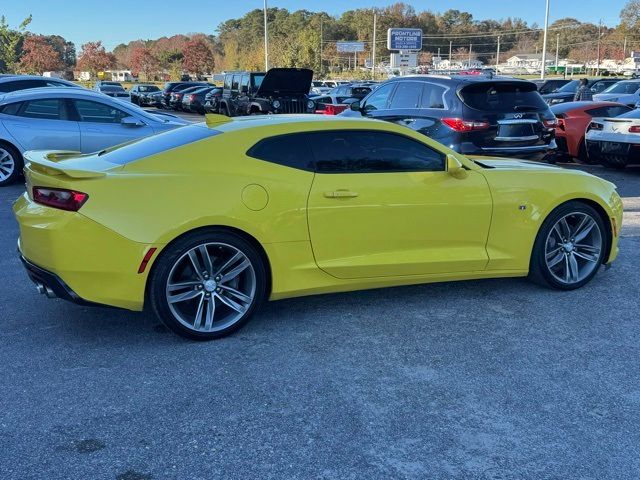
[{"x1": 1, "y1": 162, "x2": 639, "y2": 480}]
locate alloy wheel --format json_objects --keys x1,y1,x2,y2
[
  {"x1": 165, "y1": 242, "x2": 256, "y2": 333},
  {"x1": 544, "y1": 212, "x2": 603, "y2": 285},
  {"x1": 0, "y1": 147, "x2": 15, "y2": 182}
]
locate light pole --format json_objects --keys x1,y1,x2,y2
[
  {"x1": 540, "y1": 0, "x2": 550, "y2": 79},
  {"x1": 372, "y1": 9, "x2": 377, "y2": 79},
  {"x1": 496, "y1": 36, "x2": 500, "y2": 72},
  {"x1": 555, "y1": 33, "x2": 559, "y2": 74},
  {"x1": 596, "y1": 19, "x2": 602, "y2": 76},
  {"x1": 263, "y1": 0, "x2": 269, "y2": 71}
]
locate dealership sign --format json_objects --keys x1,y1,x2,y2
[
  {"x1": 337, "y1": 41, "x2": 365, "y2": 53},
  {"x1": 387, "y1": 28, "x2": 423, "y2": 51}
]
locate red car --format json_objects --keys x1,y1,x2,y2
[{"x1": 550, "y1": 101, "x2": 631, "y2": 162}]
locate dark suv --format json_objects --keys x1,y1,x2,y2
[
  {"x1": 219, "y1": 68, "x2": 315, "y2": 116},
  {"x1": 343, "y1": 75, "x2": 557, "y2": 160},
  {"x1": 542, "y1": 78, "x2": 620, "y2": 105}
]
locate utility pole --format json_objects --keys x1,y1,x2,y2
[
  {"x1": 469, "y1": 43, "x2": 472, "y2": 67},
  {"x1": 540, "y1": 0, "x2": 550, "y2": 79},
  {"x1": 596, "y1": 19, "x2": 602, "y2": 76},
  {"x1": 496, "y1": 36, "x2": 501, "y2": 72},
  {"x1": 449, "y1": 40, "x2": 452, "y2": 73},
  {"x1": 263, "y1": 0, "x2": 269, "y2": 71},
  {"x1": 555, "y1": 33, "x2": 560, "y2": 74},
  {"x1": 372, "y1": 10, "x2": 377, "y2": 79},
  {"x1": 319, "y1": 17, "x2": 323, "y2": 76},
  {"x1": 623, "y1": 36, "x2": 627, "y2": 58}
]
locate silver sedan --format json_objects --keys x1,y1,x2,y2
[{"x1": 0, "y1": 87, "x2": 188, "y2": 186}]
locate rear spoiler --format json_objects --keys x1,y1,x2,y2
[{"x1": 23, "y1": 150, "x2": 107, "y2": 179}]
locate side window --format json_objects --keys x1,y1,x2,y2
[
  {"x1": 389, "y1": 81, "x2": 423, "y2": 109},
  {"x1": 19, "y1": 99, "x2": 64, "y2": 120},
  {"x1": 0, "y1": 79, "x2": 45, "y2": 92},
  {"x1": 310, "y1": 130, "x2": 445, "y2": 173},
  {"x1": 240, "y1": 74, "x2": 249, "y2": 92},
  {"x1": 247, "y1": 133, "x2": 314, "y2": 171},
  {"x1": 0, "y1": 102, "x2": 22, "y2": 115},
  {"x1": 231, "y1": 75, "x2": 240, "y2": 92},
  {"x1": 223, "y1": 75, "x2": 232, "y2": 90},
  {"x1": 73, "y1": 100, "x2": 129, "y2": 124},
  {"x1": 420, "y1": 83, "x2": 446, "y2": 109},
  {"x1": 362, "y1": 83, "x2": 396, "y2": 112}
]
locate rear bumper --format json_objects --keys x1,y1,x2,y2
[
  {"x1": 463, "y1": 140, "x2": 557, "y2": 161},
  {"x1": 20, "y1": 254, "x2": 104, "y2": 307},
  {"x1": 586, "y1": 139, "x2": 640, "y2": 166}
]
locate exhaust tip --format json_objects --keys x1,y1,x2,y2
[
  {"x1": 44, "y1": 286, "x2": 57, "y2": 298},
  {"x1": 36, "y1": 283, "x2": 46, "y2": 295}
]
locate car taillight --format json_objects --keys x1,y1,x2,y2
[
  {"x1": 543, "y1": 118, "x2": 558, "y2": 128},
  {"x1": 628, "y1": 125, "x2": 640, "y2": 133},
  {"x1": 442, "y1": 118, "x2": 490, "y2": 132},
  {"x1": 189, "y1": 94, "x2": 196, "y2": 101},
  {"x1": 587, "y1": 122, "x2": 603, "y2": 131},
  {"x1": 556, "y1": 118, "x2": 566, "y2": 131},
  {"x1": 324, "y1": 104, "x2": 348, "y2": 115},
  {"x1": 32, "y1": 187, "x2": 88, "y2": 211}
]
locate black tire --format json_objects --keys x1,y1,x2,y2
[
  {"x1": 576, "y1": 140, "x2": 597, "y2": 164},
  {"x1": 0, "y1": 142, "x2": 23, "y2": 187},
  {"x1": 148, "y1": 229, "x2": 268, "y2": 340},
  {"x1": 529, "y1": 201, "x2": 607, "y2": 290}
]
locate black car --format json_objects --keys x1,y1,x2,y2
[
  {"x1": 182, "y1": 86, "x2": 216, "y2": 114},
  {"x1": 140, "y1": 90, "x2": 163, "y2": 108},
  {"x1": 203, "y1": 87, "x2": 223, "y2": 114},
  {"x1": 542, "y1": 78, "x2": 621, "y2": 105},
  {"x1": 168, "y1": 85, "x2": 207, "y2": 110},
  {"x1": 532, "y1": 78, "x2": 572, "y2": 95},
  {"x1": 343, "y1": 75, "x2": 557, "y2": 160},
  {"x1": 219, "y1": 68, "x2": 315, "y2": 116},
  {"x1": 161, "y1": 81, "x2": 209, "y2": 109},
  {"x1": 130, "y1": 84, "x2": 160, "y2": 105}
]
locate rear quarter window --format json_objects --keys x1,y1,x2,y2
[{"x1": 460, "y1": 82, "x2": 547, "y2": 112}]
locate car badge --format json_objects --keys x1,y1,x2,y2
[{"x1": 513, "y1": 113, "x2": 523, "y2": 119}]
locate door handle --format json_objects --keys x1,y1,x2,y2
[{"x1": 324, "y1": 190, "x2": 358, "y2": 198}]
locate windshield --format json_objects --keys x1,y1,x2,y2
[
  {"x1": 556, "y1": 80, "x2": 580, "y2": 93},
  {"x1": 101, "y1": 86, "x2": 125, "y2": 92},
  {"x1": 603, "y1": 82, "x2": 640, "y2": 94},
  {"x1": 252, "y1": 74, "x2": 266, "y2": 89},
  {"x1": 140, "y1": 85, "x2": 159, "y2": 92}
]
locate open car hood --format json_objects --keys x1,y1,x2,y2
[{"x1": 256, "y1": 68, "x2": 313, "y2": 96}]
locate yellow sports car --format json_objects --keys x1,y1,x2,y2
[{"x1": 14, "y1": 115, "x2": 623, "y2": 339}]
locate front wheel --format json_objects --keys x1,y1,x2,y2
[
  {"x1": 149, "y1": 230, "x2": 267, "y2": 340},
  {"x1": 529, "y1": 202, "x2": 606, "y2": 290}
]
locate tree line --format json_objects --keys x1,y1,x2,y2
[{"x1": 2, "y1": 2, "x2": 640, "y2": 78}]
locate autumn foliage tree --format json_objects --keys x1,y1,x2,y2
[
  {"x1": 77, "y1": 41, "x2": 115, "y2": 77},
  {"x1": 182, "y1": 37, "x2": 214, "y2": 76},
  {"x1": 18, "y1": 35, "x2": 64, "y2": 73},
  {"x1": 129, "y1": 45, "x2": 159, "y2": 80}
]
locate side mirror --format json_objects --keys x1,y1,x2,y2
[
  {"x1": 447, "y1": 154, "x2": 468, "y2": 179},
  {"x1": 350, "y1": 100, "x2": 361, "y2": 111},
  {"x1": 121, "y1": 116, "x2": 145, "y2": 127}
]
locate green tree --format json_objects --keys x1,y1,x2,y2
[{"x1": 0, "y1": 15, "x2": 32, "y2": 73}]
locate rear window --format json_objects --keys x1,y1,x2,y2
[
  {"x1": 557, "y1": 80, "x2": 579, "y2": 93},
  {"x1": 603, "y1": 82, "x2": 640, "y2": 94},
  {"x1": 615, "y1": 109, "x2": 640, "y2": 119},
  {"x1": 100, "y1": 126, "x2": 220, "y2": 165},
  {"x1": 460, "y1": 82, "x2": 548, "y2": 112},
  {"x1": 0, "y1": 102, "x2": 21, "y2": 115}
]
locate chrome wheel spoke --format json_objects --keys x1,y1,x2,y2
[
  {"x1": 221, "y1": 258, "x2": 251, "y2": 283},
  {"x1": 188, "y1": 250, "x2": 205, "y2": 280},
  {"x1": 215, "y1": 292, "x2": 247, "y2": 313},
  {"x1": 204, "y1": 297, "x2": 216, "y2": 330},
  {"x1": 193, "y1": 294, "x2": 206, "y2": 329},
  {"x1": 547, "y1": 252, "x2": 565, "y2": 268},
  {"x1": 199, "y1": 245, "x2": 213, "y2": 275},
  {"x1": 167, "y1": 281, "x2": 200, "y2": 292},
  {"x1": 568, "y1": 254, "x2": 580, "y2": 282},
  {"x1": 168, "y1": 289, "x2": 202, "y2": 304},
  {"x1": 574, "y1": 250, "x2": 599, "y2": 263},
  {"x1": 221, "y1": 285, "x2": 253, "y2": 304},
  {"x1": 574, "y1": 217, "x2": 596, "y2": 243},
  {"x1": 214, "y1": 251, "x2": 242, "y2": 278}
]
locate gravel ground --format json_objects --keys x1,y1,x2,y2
[{"x1": 1, "y1": 163, "x2": 639, "y2": 480}]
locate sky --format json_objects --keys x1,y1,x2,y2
[{"x1": 1, "y1": 0, "x2": 629, "y2": 49}]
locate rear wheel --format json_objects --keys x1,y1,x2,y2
[
  {"x1": 529, "y1": 202, "x2": 606, "y2": 290},
  {"x1": 0, "y1": 143, "x2": 22, "y2": 187},
  {"x1": 149, "y1": 230, "x2": 267, "y2": 340}
]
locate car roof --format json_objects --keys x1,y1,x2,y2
[
  {"x1": 0, "y1": 74, "x2": 76, "y2": 85},
  {"x1": 0, "y1": 86, "x2": 122, "y2": 103},
  {"x1": 387, "y1": 74, "x2": 533, "y2": 86},
  {"x1": 551, "y1": 101, "x2": 628, "y2": 113}
]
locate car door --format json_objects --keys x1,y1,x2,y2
[
  {"x1": 306, "y1": 130, "x2": 493, "y2": 279},
  {"x1": 2, "y1": 98, "x2": 80, "y2": 151},
  {"x1": 71, "y1": 99, "x2": 154, "y2": 153}
]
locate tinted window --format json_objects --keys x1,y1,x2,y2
[
  {"x1": 0, "y1": 79, "x2": 46, "y2": 93},
  {"x1": 602, "y1": 81, "x2": 640, "y2": 94},
  {"x1": 231, "y1": 75, "x2": 240, "y2": 91},
  {"x1": 0, "y1": 102, "x2": 22, "y2": 115},
  {"x1": 613, "y1": 109, "x2": 640, "y2": 119},
  {"x1": 421, "y1": 83, "x2": 446, "y2": 108},
  {"x1": 460, "y1": 82, "x2": 547, "y2": 112},
  {"x1": 351, "y1": 87, "x2": 371, "y2": 97},
  {"x1": 362, "y1": 83, "x2": 395, "y2": 111},
  {"x1": 252, "y1": 74, "x2": 265, "y2": 89},
  {"x1": 223, "y1": 75, "x2": 232, "y2": 90},
  {"x1": 73, "y1": 100, "x2": 129, "y2": 123},
  {"x1": 389, "y1": 82, "x2": 423, "y2": 109},
  {"x1": 19, "y1": 99, "x2": 63, "y2": 120},
  {"x1": 241, "y1": 74, "x2": 249, "y2": 91},
  {"x1": 586, "y1": 105, "x2": 632, "y2": 117},
  {"x1": 310, "y1": 130, "x2": 444, "y2": 173},
  {"x1": 247, "y1": 133, "x2": 314, "y2": 171},
  {"x1": 592, "y1": 81, "x2": 618, "y2": 93},
  {"x1": 557, "y1": 80, "x2": 579, "y2": 93}
]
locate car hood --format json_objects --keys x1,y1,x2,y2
[
  {"x1": 256, "y1": 68, "x2": 313, "y2": 96},
  {"x1": 543, "y1": 92, "x2": 574, "y2": 100}
]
